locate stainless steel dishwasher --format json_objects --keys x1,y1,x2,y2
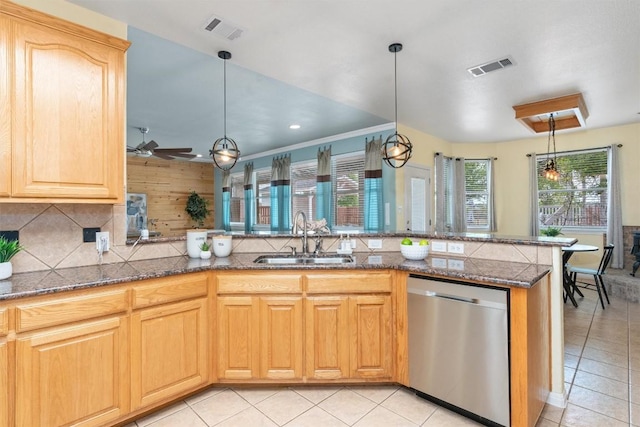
[{"x1": 407, "y1": 275, "x2": 510, "y2": 427}]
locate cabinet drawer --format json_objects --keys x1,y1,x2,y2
[
  {"x1": 132, "y1": 272, "x2": 209, "y2": 309},
  {"x1": 15, "y1": 288, "x2": 128, "y2": 332},
  {"x1": 217, "y1": 272, "x2": 302, "y2": 294},
  {"x1": 0, "y1": 308, "x2": 7, "y2": 336},
  {"x1": 306, "y1": 272, "x2": 392, "y2": 294}
]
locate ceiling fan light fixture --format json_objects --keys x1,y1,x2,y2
[
  {"x1": 382, "y1": 43, "x2": 412, "y2": 169},
  {"x1": 210, "y1": 50, "x2": 240, "y2": 171}
]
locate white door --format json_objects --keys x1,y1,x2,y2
[{"x1": 403, "y1": 165, "x2": 431, "y2": 232}]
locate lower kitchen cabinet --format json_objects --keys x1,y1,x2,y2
[
  {"x1": 15, "y1": 315, "x2": 129, "y2": 427},
  {"x1": 130, "y1": 297, "x2": 209, "y2": 410},
  {"x1": 217, "y1": 295, "x2": 303, "y2": 381},
  {"x1": 305, "y1": 296, "x2": 350, "y2": 380},
  {"x1": 349, "y1": 294, "x2": 393, "y2": 379},
  {"x1": 1, "y1": 308, "x2": 8, "y2": 427}
]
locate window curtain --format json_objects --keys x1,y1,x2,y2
[
  {"x1": 434, "y1": 153, "x2": 446, "y2": 232},
  {"x1": 221, "y1": 170, "x2": 231, "y2": 231},
  {"x1": 270, "y1": 155, "x2": 291, "y2": 232},
  {"x1": 452, "y1": 157, "x2": 467, "y2": 233},
  {"x1": 528, "y1": 153, "x2": 540, "y2": 236},
  {"x1": 364, "y1": 137, "x2": 383, "y2": 231},
  {"x1": 243, "y1": 162, "x2": 254, "y2": 233},
  {"x1": 488, "y1": 157, "x2": 497, "y2": 232},
  {"x1": 607, "y1": 144, "x2": 623, "y2": 268},
  {"x1": 316, "y1": 146, "x2": 332, "y2": 226}
]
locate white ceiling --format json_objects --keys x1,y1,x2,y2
[{"x1": 69, "y1": 0, "x2": 640, "y2": 160}]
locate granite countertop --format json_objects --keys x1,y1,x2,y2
[{"x1": 0, "y1": 252, "x2": 552, "y2": 301}]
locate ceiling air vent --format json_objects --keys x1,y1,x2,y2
[
  {"x1": 201, "y1": 14, "x2": 244, "y2": 41},
  {"x1": 467, "y1": 56, "x2": 515, "y2": 77}
]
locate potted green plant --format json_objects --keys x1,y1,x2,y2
[
  {"x1": 199, "y1": 240, "x2": 212, "y2": 260},
  {"x1": 540, "y1": 226, "x2": 563, "y2": 237},
  {"x1": 0, "y1": 236, "x2": 24, "y2": 280},
  {"x1": 185, "y1": 191, "x2": 209, "y2": 228}
]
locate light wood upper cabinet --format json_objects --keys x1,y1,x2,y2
[
  {"x1": 1, "y1": 1, "x2": 129, "y2": 203},
  {"x1": 0, "y1": 15, "x2": 10, "y2": 197},
  {"x1": 15, "y1": 316, "x2": 130, "y2": 427},
  {"x1": 0, "y1": 308, "x2": 8, "y2": 427}
]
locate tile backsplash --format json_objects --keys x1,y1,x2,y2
[{"x1": 1, "y1": 203, "x2": 554, "y2": 274}]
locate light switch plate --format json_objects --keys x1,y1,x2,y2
[
  {"x1": 368, "y1": 239, "x2": 382, "y2": 249},
  {"x1": 431, "y1": 241, "x2": 447, "y2": 252}
]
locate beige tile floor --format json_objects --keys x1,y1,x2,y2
[{"x1": 126, "y1": 286, "x2": 638, "y2": 427}]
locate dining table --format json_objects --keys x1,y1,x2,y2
[{"x1": 561, "y1": 244, "x2": 599, "y2": 307}]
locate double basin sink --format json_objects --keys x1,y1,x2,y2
[{"x1": 254, "y1": 253, "x2": 355, "y2": 265}]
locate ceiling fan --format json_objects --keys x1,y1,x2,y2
[{"x1": 127, "y1": 127, "x2": 197, "y2": 160}]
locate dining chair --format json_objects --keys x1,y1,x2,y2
[{"x1": 567, "y1": 244, "x2": 614, "y2": 309}]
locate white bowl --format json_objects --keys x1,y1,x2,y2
[
  {"x1": 212, "y1": 235, "x2": 232, "y2": 257},
  {"x1": 400, "y1": 242, "x2": 429, "y2": 260}
]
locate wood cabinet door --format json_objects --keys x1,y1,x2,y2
[
  {"x1": 0, "y1": 340, "x2": 7, "y2": 427},
  {"x1": 0, "y1": 15, "x2": 10, "y2": 197},
  {"x1": 217, "y1": 296, "x2": 259, "y2": 380},
  {"x1": 131, "y1": 298, "x2": 208, "y2": 410},
  {"x1": 259, "y1": 296, "x2": 303, "y2": 380},
  {"x1": 15, "y1": 316, "x2": 129, "y2": 427},
  {"x1": 11, "y1": 19, "x2": 124, "y2": 201},
  {"x1": 349, "y1": 295, "x2": 393, "y2": 379},
  {"x1": 305, "y1": 296, "x2": 350, "y2": 380}
]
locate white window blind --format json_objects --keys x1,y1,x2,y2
[
  {"x1": 255, "y1": 168, "x2": 271, "y2": 225},
  {"x1": 464, "y1": 159, "x2": 489, "y2": 228},
  {"x1": 291, "y1": 160, "x2": 317, "y2": 221},
  {"x1": 536, "y1": 148, "x2": 608, "y2": 229},
  {"x1": 229, "y1": 172, "x2": 244, "y2": 223},
  {"x1": 332, "y1": 152, "x2": 365, "y2": 228}
]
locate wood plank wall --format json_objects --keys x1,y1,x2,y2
[{"x1": 127, "y1": 156, "x2": 215, "y2": 237}]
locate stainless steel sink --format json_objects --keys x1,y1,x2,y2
[{"x1": 254, "y1": 254, "x2": 355, "y2": 265}]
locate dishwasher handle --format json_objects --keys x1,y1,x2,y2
[{"x1": 408, "y1": 287, "x2": 507, "y2": 310}]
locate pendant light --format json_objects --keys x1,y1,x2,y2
[
  {"x1": 382, "y1": 43, "x2": 412, "y2": 168},
  {"x1": 543, "y1": 113, "x2": 560, "y2": 181},
  {"x1": 210, "y1": 50, "x2": 240, "y2": 171}
]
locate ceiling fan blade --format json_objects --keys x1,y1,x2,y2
[
  {"x1": 154, "y1": 147, "x2": 193, "y2": 153},
  {"x1": 127, "y1": 146, "x2": 136, "y2": 152},
  {"x1": 166, "y1": 152, "x2": 197, "y2": 159},
  {"x1": 142, "y1": 140, "x2": 159, "y2": 151},
  {"x1": 153, "y1": 152, "x2": 175, "y2": 160}
]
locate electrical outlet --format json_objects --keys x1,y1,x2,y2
[
  {"x1": 447, "y1": 242, "x2": 464, "y2": 254},
  {"x1": 367, "y1": 255, "x2": 382, "y2": 264},
  {"x1": 368, "y1": 239, "x2": 382, "y2": 249},
  {"x1": 83, "y1": 227, "x2": 100, "y2": 243},
  {"x1": 96, "y1": 231, "x2": 109, "y2": 252},
  {"x1": 431, "y1": 241, "x2": 447, "y2": 252}
]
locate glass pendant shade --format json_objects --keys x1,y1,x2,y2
[
  {"x1": 544, "y1": 113, "x2": 559, "y2": 181},
  {"x1": 211, "y1": 50, "x2": 240, "y2": 171},
  {"x1": 382, "y1": 43, "x2": 412, "y2": 169}
]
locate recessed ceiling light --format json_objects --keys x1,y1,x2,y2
[
  {"x1": 196, "y1": 154, "x2": 203, "y2": 158},
  {"x1": 289, "y1": 124, "x2": 301, "y2": 130}
]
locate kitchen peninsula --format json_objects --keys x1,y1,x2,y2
[{"x1": 0, "y1": 233, "x2": 572, "y2": 427}]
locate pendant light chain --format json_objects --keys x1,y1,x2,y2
[
  {"x1": 223, "y1": 56, "x2": 227, "y2": 138},
  {"x1": 211, "y1": 50, "x2": 240, "y2": 171},
  {"x1": 394, "y1": 48, "x2": 398, "y2": 133}
]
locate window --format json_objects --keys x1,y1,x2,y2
[
  {"x1": 291, "y1": 160, "x2": 317, "y2": 221},
  {"x1": 465, "y1": 159, "x2": 490, "y2": 228},
  {"x1": 537, "y1": 148, "x2": 608, "y2": 229},
  {"x1": 437, "y1": 156, "x2": 492, "y2": 231},
  {"x1": 332, "y1": 152, "x2": 365, "y2": 228}
]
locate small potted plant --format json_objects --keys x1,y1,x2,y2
[
  {"x1": 540, "y1": 226, "x2": 563, "y2": 237},
  {"x1": 199, "y1": 241, "x2": 212, "y2": 260},
  {"x1": 0, "y1": 236, "x2": 24, "y2": 280}
]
